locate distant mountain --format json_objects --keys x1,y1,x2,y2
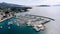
[
  {"x1": 37, "y1": 5, "x2": 50, "y2": 7},
  {"x1": 0, "y1": 2, "x2": 32, "y2": 10},
  {"x1": 0, "y1": 2, "x2": 32, "y2": 12},
  {"x1": 0, "y1": 2, "x2": 24, "y2": 7},
  {"x1": 53, "y1": 4, "x2": 60, "y2": 6}
]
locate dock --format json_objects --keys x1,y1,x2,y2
[{"x1": 14, "y1": 14, "x2": 55, "y2": 31}]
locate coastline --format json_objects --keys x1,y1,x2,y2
[{"x1": 0, "y1": 16, "x2": 13, "y2": 22}]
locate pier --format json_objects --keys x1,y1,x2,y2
[{"x1": 15, "y1": 14, "x2": 55, "y2": 31}]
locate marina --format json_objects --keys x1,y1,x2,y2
[
  {"x1": 0, "y1": 10, "x2": 55, "y2": 32},
  {"x1": 0, "y1": 2, "x2": 59, "y2": 34}
]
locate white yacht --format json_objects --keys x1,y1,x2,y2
[
  {"x1": 0, "y1": 26, "x2": 3, "y2": 29},
  {"x1": 8, "y1": 26, "x2": 11, "y2": 29},
  {"x1": 16, "y1": 23, "x2": 20, "y2": 26},
  {"x1": 7, "y1": 22, "x2": 13, "y2": 25}
]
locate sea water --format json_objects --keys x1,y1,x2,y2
[
  {"x1": 0, "y1": 6, "x2": 60, "y2": 34},
  {"x1": 0, "y1": 17, "x2": 45, "y2": 34}
]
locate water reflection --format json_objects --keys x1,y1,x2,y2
[
  {"x1": 0, "y1": 6, "x2": 60, "y2": 34},
  {"x1": 28, "y1": 6, "x2": 60, "y2": 34}
]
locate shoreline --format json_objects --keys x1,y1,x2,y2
[{"x1": 0, "y1": 16, "x2": 13, "y2": 22}]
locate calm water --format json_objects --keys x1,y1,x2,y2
[
  {"x1": 0, "y1": 6, "x2": 60, "y2": 34},
  {"x1": 0, "y1": 17, "x2": 45, "y2": 34},
  {"x1": 28, "y1": 6, "x2": 60, "y2": 34}
]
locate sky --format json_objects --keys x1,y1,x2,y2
[{"x1": 0, "y1": 0, "x2": 60, "y2": 5}]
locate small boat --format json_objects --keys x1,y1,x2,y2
[
  {"x1": 8, "y1": 26, "x2": 11, "y2": 29},
  {"x1": 0, "y1": 26, "x2": 3, "y2": 29},
  {"x1": 16, "y1": 23, "x2": 20, "y2": 26},
  {"x1": 7, "y1": 22, "x2": 13, "y2": 25}
]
